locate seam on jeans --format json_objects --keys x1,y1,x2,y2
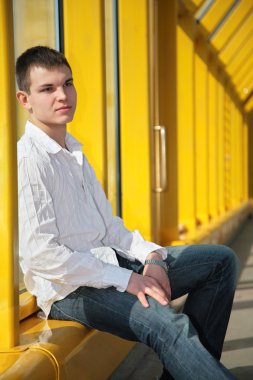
[
  {"x1": 168, "y1": 260, "x2": 219, "y2": 273},
  {"x1": 202, "y1": 261, "x2": 224, "y2": 332},
  {"x1": 52, "y1": 302, "x2": 93, "y2": 327}
]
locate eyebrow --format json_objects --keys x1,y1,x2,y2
[{"x1": 38, "y1": 77, "x2": 73, "y2": 88}]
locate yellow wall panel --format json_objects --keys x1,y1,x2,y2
[
  {"x1": 207, "y1": 59, "x2": 218, "y2": 219},
  {"x1": 177, "y1": 14, "x2": 196, "y2": 233},
  {"x1": 248, "y1": 111, "x2": 253, "y2": 196},
  {"x1": 63, "y1": 0, "x2": 106, "y2": 187},
  {"x1": 232, "y1": 54, "x2": 253, "y2": 87},
  {"x1": 194, "y1": 38, "x2": 208, "y2": 225},
  {"x1": 229, "y1": 99, "x2": 243, "y2": 207},
  {"x1": 224, "y1": 88, "x2": 232, "y2": 211},
  {"x1": 235, "y1": 109, "x2": 242, "y2": 204},
  {"x1": 226, "y1": 39, "x2": 253, "y2": 77},
  {"x1": 118, "y1": 0, "x2": 152, "y2": 239},
  {"x1": 217, "y1": 72, "x2": 225, "y2": 215},
  {"x1": 153, "y1": 0, "x2": 179, "y2": 244},
  {"x1": 243, "y1": 117, "x2": 249, "y2": 200},
  {"x1": 236, "y1": 68, "x2": 253, "y2": 101},
  {"x1": 238, "y1": 111, "x2": 244, "y2": 203},
  {"x1": 237, "y1": 71, "x2": 253, "y2": 101},
  {"x1": 230, "y1": 103, "x2": 238, "y2": 208},
  {"x1": 245, "y1": 94, "x2": 253, "y2": 111}
]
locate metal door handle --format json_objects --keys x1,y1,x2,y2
[{"x1": 153, "y1": 125, "x2": 167, "y2": 192}]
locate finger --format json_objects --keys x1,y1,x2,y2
[
  {"x1": 153, "y1": 273, "x2": 171, "y2": 301},
  {"x1": 166, "y1": 284, "x2": 172, "y2": 302},
  {"x1": 162, "y1": 278, "x2": 172, "y2": 301},
  {"x1": 146, "y1": 278, "x2": 168, "y2": 298},
  {"x1": 150, "y1": 281, "x2": 170, "y2": 303},
  {"x1": 142, "y1": 268, "x2": 171, "y2": 299},
  {"x1": 159, "y1": 280, "x2": 170, "y2": 299},
  {"x1": 145, "y1": 286, "x2": 169, "y2": 306},
  {"x1": 138, "y1": 292, "x2": 150, "y2": 308}
]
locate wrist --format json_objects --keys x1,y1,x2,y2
[
  {"x1": 144, "y1": 259, "x2": 169, "y2": 274},
  {"x1": 146, "y1": 251, "x2": 163, "y2": 261}
]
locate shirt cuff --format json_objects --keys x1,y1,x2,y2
[
  {"x1": 153, "y1": 247, "x2": 168, "y2": 260},
  {"x1": 133, "y1": 242, "x2": 167, "y2": 264},
  {"x1": 102, "y1": 264, "x2": 133, "y2": 292},
  {"x1": 129, "y1": 230, "x2": 167, "y2": 264}
]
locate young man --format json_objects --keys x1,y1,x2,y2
[{"x1": 16, "y1": 46, "x2": 239, "y2": 380}]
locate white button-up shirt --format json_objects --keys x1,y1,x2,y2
[{"x1": 18, "y1": 121, "x2": 166, "y2": 317}]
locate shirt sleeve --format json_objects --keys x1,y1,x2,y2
[
  {"x1": 83, "y1": 157, "x2": 167, "y2": 264},
  {"x1": 18, "y1": 156, "x2": 132, "y2": 292}
]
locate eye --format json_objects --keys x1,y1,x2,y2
[
  {"x1": 41, "y1": 87, "x2": 53, "y2": 92},
  {"x1": 64, "y1": 81, "x2": 73, "y2": 87}
]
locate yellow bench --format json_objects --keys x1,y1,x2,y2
[{"x1": 0, "y1": 292, "x2": 134, "y2": 380}]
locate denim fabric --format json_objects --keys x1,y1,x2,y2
[{"x1": 49, "y1": 244, "x2": 239, "y2": 379}]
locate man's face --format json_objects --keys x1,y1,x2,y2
[{"x1": 24, "y1": 65, "x2": 77, "y2": 129}]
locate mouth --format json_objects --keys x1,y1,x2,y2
[{"x1": 56, "y1": 105, "x2": 72, "y2": 112}]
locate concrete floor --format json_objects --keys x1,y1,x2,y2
[
  {"x1": 221, "y1": 217, "x2": 253, "y2": 379},
  {"x1": 109, "y1": 217, "x2": 253, "y2": 380}
]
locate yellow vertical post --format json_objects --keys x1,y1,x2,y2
[
  {"x1": 230, "y1": 101, "x2": 237, "y2": 208},
  {"x1": 177, "y1": 10, "x2": 196, "y2": 234},
  {"x1": 224, "y1": 86, "x2": 232, "y2": 211},
  {"x1": 194, "y1": 37, "x2": 208, "y2": 226},
  {"x1": 248, "y1": 111, "x2": 253, "y2": 198},
  {"x1": 153, "y1": 0, "x2": 179, "y2": 244},
  {"x1": 104, "y1": 0, "x2": 118, "y2": 213},
  {"x1": 235, "y1": 104, "x2": 241, "y2": 206},
  {"x1": 243, "y1": 115, "x2": 248, "y2": 201},
  {"x1": 217, "y1": 71, "x2": 225, "y2": 215},
  {"x1": 63, "y1": 0, "x2": 106, "y2": 188},
  {"x1": 237, "y1": 107, "x2": 243, "y2": 204},
  {"x1": 207, "y1": 56, "x2": 218, "y2": 220},
  {"x1": 118, "y1": 0, "x2": 152, "y2": 239},
  {"x1": 231, "y1": 96, "x2": 243, "y2": 208},
  {"x1": 0, "y1": 0, "x2": 19, "y2": 348}
]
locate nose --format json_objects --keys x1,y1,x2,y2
[{"x1": 56, "y1": 87, "x2": 67, "y2": 101}]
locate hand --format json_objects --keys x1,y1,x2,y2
[
  {"x1": 126, "y1": 272, "x2": 169, "y2": 308},
  {"x1": 143, "y1": 252, "x2": 171, "y2": 302}
]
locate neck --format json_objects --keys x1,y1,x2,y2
[{"x1": 29, "y1": 118, "x2": 67, "y2": 148}]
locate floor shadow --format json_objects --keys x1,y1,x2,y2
[
  {"x1": 237, "y1": 280, "x2": 253, "y2": 288},
  {"x1": 223, "y1": 337, "x2": 253, "y2": 352},
  {"x1": 232, "y1": 300, "x2": 253, "y2": 310},
  {"x1": 230, "y1": 366, "x2": 253, "y2": 380}
]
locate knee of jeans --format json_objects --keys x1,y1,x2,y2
[{"x1": 218, "y1": 245, "x2": 240, "y2": 281}]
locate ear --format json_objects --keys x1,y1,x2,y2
[{"x1": 16, "y1": 91, "x2": 32, "y2": 111}]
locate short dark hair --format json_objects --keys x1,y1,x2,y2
[{"x1": 15, "y1": 46, "x2": 72, "y2": 93}]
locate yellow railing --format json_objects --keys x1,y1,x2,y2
[{"x1": 0, "y1": 0, "x2": 19, "y2": 350}]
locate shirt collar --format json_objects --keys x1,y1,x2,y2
[{"x1": 25, "y1": 121, "x2": 83, "y2": 154}]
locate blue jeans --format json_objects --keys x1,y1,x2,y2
[{"x1": 49, "y1": 244, "x2": 240, "y2": 379}]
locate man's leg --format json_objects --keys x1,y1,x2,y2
[
  {"x1": 49, "y1": 244, "x2": 239, "y2": 379},
  {"x1": 166, "y1": 244, "x2": 240, "y2": 360}
]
